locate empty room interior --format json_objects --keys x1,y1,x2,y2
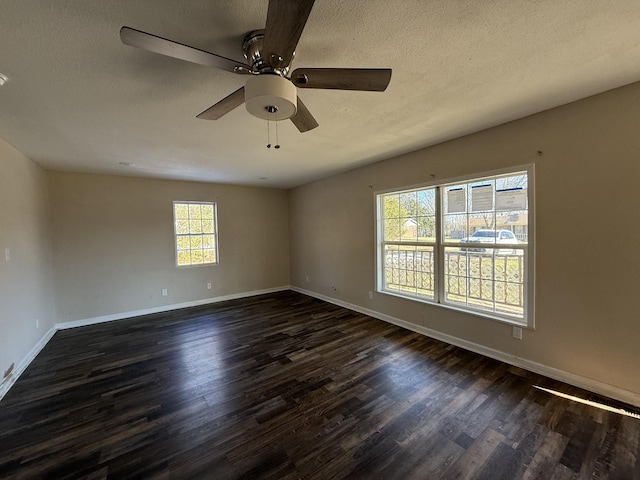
[{"x1": 2, "y1": 1, "x2": 640, "y2": 478}]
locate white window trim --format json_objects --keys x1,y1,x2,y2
[
  {"x1": 173, "y1": 201, "x2": 219, "y2": 268},
  {"x1": 375, "y1": 164, "x2": 535, "y2": 328}
]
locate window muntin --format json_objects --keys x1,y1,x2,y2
[
  {"x1": 174, "y1": 201, "x2": 218, "y2": 267},
  {"x1": 377, "y1": 167, "x2": 533, "y2": 326},
  {"x1": 382, "y1": 189, "x2": 436, "y2": 243},
  {"x1": 384, "y1": 245, "x2": 435, "y2": 300},
  {"x1": 443, "y1": 247, "x2": 525, "y2": 318},
  {"x1": 381, "y1": 187, "x2": 436, "y2": 299},
  {"x1": 443, "y1": 172, "x2": 528, "y2": 246}
]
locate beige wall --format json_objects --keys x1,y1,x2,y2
[
  {"x1": 0, "y1": 139, "x2": 55, "y2": 383},
  {"x1": 49, "y1": 172, "x2": 290, "y2": 323},
  {"x1": 3, "y1": 80, "x2": 640, "y2": 402},
  {"x1": 289, "y1": 81, "x2": 640, "y2": 396}
]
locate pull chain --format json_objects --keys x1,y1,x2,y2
[
  {"x1": 266, "y1": 117, "x2": 271, "y2": 148},
  {"x1": 265, "y1": 106, "x2": 281, "y2": 149}
]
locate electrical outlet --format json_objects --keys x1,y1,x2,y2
[
  {"x1": 36, "y1": 319, "x2": 39, "y2": 329},
  {"x1": 305, "y1": 275, "x2": 309, "y2": 282},
  {"x1": 368, "y1": 291, "x2": 373, "y2": 300},
  {"x1": 161, "y1": 288, "x2": 168, "y2": 297},
  {"x1": 4, "y1": 248, "x2": 10, "y2": 261},
  {"x1": 207, "y1": 282, "x2": 212, "y2": 289},
  {"x1": 512, "y1": 326, "x2": 523, "y2": 340}
]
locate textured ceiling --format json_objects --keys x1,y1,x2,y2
[{"x1": 1, "y1": 1, "x2": 640, "y2": 188}]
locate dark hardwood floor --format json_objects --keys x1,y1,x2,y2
[{"x1": 1, "y1": 291, "x2": 639, "y2": 479}]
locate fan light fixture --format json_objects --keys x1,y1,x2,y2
[
  {"x1": 119, "y1": 0, "x2": 392, "y2": 136},
  {"x1": 244, "y1": 75, "x2": 297, "y2": 120}
]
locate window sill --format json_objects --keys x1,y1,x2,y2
[{"x1": 377, "y1": 288, "x2": 533, "y2": 329}]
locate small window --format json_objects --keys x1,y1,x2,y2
[{"x1": 173, "y1": 201, "x2": 218, "y2": 267}]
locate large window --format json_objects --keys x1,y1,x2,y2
[
  {"x1": 376, "y1": 166, "x2": 533, "y2": 326},
  {"x1": 174, "y1": 201, "x2": 218, "y2": 267}
]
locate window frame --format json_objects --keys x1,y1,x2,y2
[
  {"x1": 375, "y1": 165, "x2": 535, "y2": 328},
  {"x1": 173, "y1": 201, "x2": 219, "y2": 268}
]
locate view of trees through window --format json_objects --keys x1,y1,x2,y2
[
  {"x1": 174, "y1": 202, "x2": 218, "y2": 267},
  {"x1": 378, "y1": 169, "x2": 531, "y2": 323}
]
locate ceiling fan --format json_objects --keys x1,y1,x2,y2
[{"x1": 120, "y1": 0, "x2": 392, "y2": 133}]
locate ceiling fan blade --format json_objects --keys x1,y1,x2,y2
[
  {"x1": 262, "y1": 0, "x2": 315, "y2": 69},
  {"x1": 290, "y1": 96, "x2": 319, "y2": 132},
  {"x1": 196, "y1": 87, "x2": 245, "y2": 120},
  {"x1": 291, "y1": 68, "x2": 392, "y2": 91},
  {"x1": 120, "y1": 27, "x2": 251, "y2": 74}
]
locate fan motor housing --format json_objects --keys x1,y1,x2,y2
[
  {"x1": 245, "y1": 75, "x2": 297, "y2": 120},
  {"x1": 243, "y1": 30, "x2": 291, "y2": 76}
]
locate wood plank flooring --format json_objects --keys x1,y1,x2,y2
[{"x1": 1, "y1": 291, "x2": 639, "y2": 479}]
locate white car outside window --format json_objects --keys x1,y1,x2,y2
[{"x1": 460, "y1": 229, "x2": 518, "y2": 254}]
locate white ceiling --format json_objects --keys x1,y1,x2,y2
[{"x1": 2, "y1": 1, "x2": 640, "y2": 188}]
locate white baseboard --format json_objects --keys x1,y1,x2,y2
[
  {"x1": 0, "y1": 286, "x2": 289, "y2": 403},
  {"x1": 0, "y1": 327, "x2": 56, "y2": 402},
  {"x1": 5, "y1": 286, "x2": 639, "y2": 408},
  {"x1": 291, "y1": 286, "x2": 640, "y2": 408},
  {"x1": 56, "y1": 285, "x2": 290, "y2": 330}
]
